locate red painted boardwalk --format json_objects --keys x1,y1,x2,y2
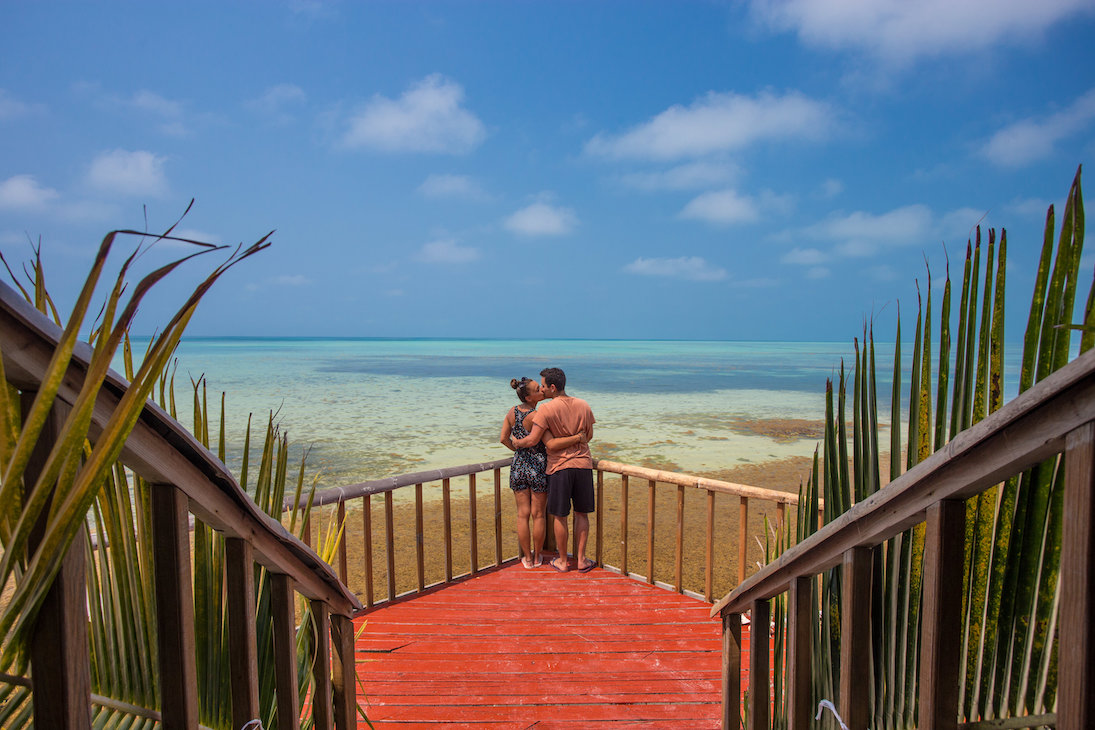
[{"x1": 353, "y1": 562, "x2": 748, "y2": 729}]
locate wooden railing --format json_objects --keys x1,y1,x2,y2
[
  {"x1": 304, "y1": 455, "x2": 802, "y2": 608},
  {"x1": 0, "y1": 284, "x2": 361, "y2": 727},
  {"x1": 711, "y1": 347, "x2": 1095, "y2": 730}
]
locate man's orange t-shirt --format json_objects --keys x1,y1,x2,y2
[{"x1": 536, "y1": 395, "x2": 595, "y2": 474}]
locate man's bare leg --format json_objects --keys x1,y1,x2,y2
[
  {"x1": 552, "y1": 514, "x2": 570, "y2": 571},
  {"x1": 531, "y1": 492, "x2": 548, "y2": 566},
  {"x1": 575, "y1": 511, "x2": 593, "y2": 570}
]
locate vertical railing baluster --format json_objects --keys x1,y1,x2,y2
[
  {"x1": 721, "y1": 610, "x2": 742, "y2": 730},
  {"x1": 362, "y1": 494, "x2": 373, "y2": 609},
  {"x1": 596, "y1": 469, "x2": 604, "y2": 566},
  {"x1": 331, "y1": 613, "x2": 357, "y2": 730},
  {"x1": 310, "y1": 599, "x2": 334, "y2": 730},
  {"x1": 416, "y1": 483, "x2": 425, "y2": 592},
  {"x1": 303, "y1": 513, "x2": 312, "y2": 550},
  {"x1": 675, "y1": 484, "x2": 684, "y2": 593},
  {"x1": 620, "y1": 474, "x2": 629, "y2": 576},
  {"x1": 776, "y1": 501, "x2": 787, "y2": 537},
  {"x1": 738, "y1": 497, "x2": 749, "y2": 585},
  {"x1": 748, "y1": 599, "x2": 770, "y2": 730},
  {"x1": 647, "y1": 479, "x2": 656, "y2": 585},
  {"x1": 469, "y1": 472, "x2": 479, "y2": 574},
  {"x1": 150, "y1": 483, "x2": 198, "y2": 730},
  {"x1": 271, "y1": 573, "x2": 300, "y2": 730},
  {"x1": 226, "y1": 538, "x2": 260, "y2": 729},
  {"x1": 494, "y1": 467, "x2": 503, "y2": 566},
  {"x1": 385, "y1": 490, "x2": 395, "y2": 601},
  {"x1": 920, "y1": 500, "x2": 965, "y2": 730},
  {"x1": 337, "y1": 500, "x2": 348, "y2": 586},
  {"x1": 443, "y1": 477, "x2": 453, "y2": 582},
  {"x1": 24, "y1": 398, "x2": 91, "y2": 730},
  {"x1": 705, "y1": 488, "x2": 715, "y2": 602},
  {"x1": 1061, "y1": 421, "x2": 1095, "y2": 729},
  {"x1": 840, "y1": 546, "x2": 873, "y2": 730},
  {"x1": 787, "y1": 576, "x2": 812, "y2": 730}
]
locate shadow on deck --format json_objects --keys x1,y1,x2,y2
[{"x1": 354, "y1": 561, "x2": 751, "y2": 728}]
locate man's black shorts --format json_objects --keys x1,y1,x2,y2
[{"x1": 547, "y1": 468, "x2": 595, "y2": 517}]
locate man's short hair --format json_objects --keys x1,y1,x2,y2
[{"x1": 540, "y1": 367, "x2": 566, "y2": 391}]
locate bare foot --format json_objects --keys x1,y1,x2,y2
[
  {"x1": 577, "y1": 558, "x2": 596, "y2": 572},
  {"x1": 550, "y1": 557, "x2": 569, "y2": 573},
  {"x1": 532, "y1": 554, "x2": 543, "y2": 568},
  {"x1": 522, "y1": 556, "x2": 534, "y2": 569}
]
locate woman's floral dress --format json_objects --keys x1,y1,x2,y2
[{"x1": 510, "y1": 406, "x2": 548, "y2": 492}]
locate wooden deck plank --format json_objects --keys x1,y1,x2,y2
[{"x1": 354, "y1": 562, "x2": 742, "y2": 728}]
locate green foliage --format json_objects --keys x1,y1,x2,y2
[{"x1": 767, "y1": 165, "x2": 1088, "y2": 729}]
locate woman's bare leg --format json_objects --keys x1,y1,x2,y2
[
  {"x1": 531, "y1": 491, "x2": 548, "y2": 566},
  {"x1": 514, "y1": 489, "x2": 533, "y2": 567}
]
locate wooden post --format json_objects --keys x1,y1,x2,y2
[
  {"x1": 595, "y1": 469, "x2": 604, "y2": 566},
  {"x1": 303, "y1": 513, "x2": 312, "y2": 549},
  {"x1": 151, "y1": 484, "x2": 199, "y2": 730},
  {"x1": 675, "y1": 484, "x2": 685, "y2": 593},
  {"x1": 337, "y1": 500, "x2": 348, "y2": 585},
  {"x1": 226, "y1": 538, "x2": 260, "y2": 729},
  {"x1": 840, "y1": 546, "x2": 872, "y2": 730},
  {"x1": 919, "y1": 500, "x2": 965, "y2": 730},
  {"x1": 310, "y1": 599, "x2": 334, "y2": 730},
  {"x1": 705, "y1": 489, "x2": 715, "y2": 602},
  {"x1": 1061, "y1": 422, "x2": 1095, "y2": 729},
  {"x1": 469, "y1": 472, "x2": 479, "y2": 574},
  {"x1": 362, "y1": 494, "x2": 374, "y2": 609},
  {"x1": 271, "y1": 574, "x2": 300, "y2": 730},
  {"x1": 443, "y1": 478, "x2": 452, "y2": 582},
  {"x1": 721, "y1": 611, "x2": 742, "y2": 730},
  {"x1": 787, "y1": 576, "x2": 813, "y2": 730},
  {"x1": 647, "y1": 479, "x2": 656, "y2": 585},
  {"x1": 748, "y1": 599, "x2": 770, "y2": 730},
  {"x1": 494, "y1": 468, "x2": 503, "y2": 566},
  {"x1": 776, "y1": 502, "x2": 786, "y2": 536},
  {"x1": 620, "y1": 474, "x2": 629, "y2": 576},
  {"x1": 739, "y1": 497, "x2": 749, "y2": 585},
  {"x1": 24, "y1": 397, "x2": 91, "y2": 730},
  {"x1": 385, "y1": 490, "x2": 395, "y2": 601},
  {"x1": 416, "y1": 484, "x2": 425, "y2": 591},
  {"x1": 331, "y1": 613, "x2": 357, "y2": 730}
]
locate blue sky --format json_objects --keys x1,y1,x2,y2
[{"x1": 1, "y1": 1, "x2": 1093, "y2": 341}]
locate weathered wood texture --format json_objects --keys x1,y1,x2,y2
[
  {"x1": 270, "y1": 573, "x2": 300, "y2": 730},
  {"x1": 1060, "y1": 421, "x2": 1095, "y2": 729},
  {"x1": 226, "y1": 538, "x2": 260, "y2": 729},
  {"x1": 151, "y1": 484, "x2": 199, "y2": 730},
  {"x1": 839, "y1": 547, "x2": 872, "y2": 730},
  {"x1": 919, "y1": 500, "x2": 965, "y2": 730},
  {"x1": 311, "y1": 599, "x2": 334, "y2": 730},
  {"x1": 786, "y1": 576, "x2": 812, "y2": 730},
  {"x1": 358, "y1": 562, "x2": 726, "y2": 727}
]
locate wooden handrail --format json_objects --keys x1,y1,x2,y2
[
  {"x1": 711, "y1": 347, "x2": 1095, "y2": 730},
  {"x1": 0, "y1": 283, "x2": 361, "y2": 729},
  {"x1": 712, "y1": 346, "x2": 1095, "y2": 617}
]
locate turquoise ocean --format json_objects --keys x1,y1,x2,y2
[{"x1": 119, "y1": 338, "x2": 1020, "y2": 490}]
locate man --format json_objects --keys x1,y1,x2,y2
[{"x1": 511, "y1": 367, "x2": 596, "y2": 572}]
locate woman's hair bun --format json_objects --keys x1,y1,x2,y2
[{"x1": 510, "y1": 378, "x2": 520, "y2": 389}]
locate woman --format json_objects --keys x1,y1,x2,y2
[{"x1": 500, "y1": 377, "x2": 585, "y2": 569}]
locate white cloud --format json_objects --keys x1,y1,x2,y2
[
  {"x1": 586, "y1": 89, "x2": 835, "y2": 161},
  {"x1": 504, "y1": 202, "x2": 578, "y2": 236},
  {"x1": 130, "y1": 90, "x2": 183, "y2": 118},
  {"x1": 0, "y1": 89, "x2": 40, "y2": 119},
  {"x1": 981, "y1": 89, "x2": 1095, "y2": 167},
  {"x1": 342, "y1": 74, "x2": 486, "y2": 154},
  {"x1": 624, "y1": 256, "x2": 728, "y2": 282},
  {"x1": 805, "y1": 204, "x2": 934, "y2": 257},
  {"x1": 1007, "y1": 197, "x2": 1053, "y2": 220},
  {"x1": 781, "y1": 247, "x2": 828, "y2": 265},
  {"x1": 618, "y1": 161, "x2": 741, "y2": 191},
  {"x1": 87, "y1": 149, "x2": 169, "y2": 197},
  {"x1": 416, "y1": 238, "x2": 480, "y2": 264},
  {"x1": 818, "y1": 178, "x2": 844, "y2": 198},
  {"x1": 748, "y1": 0, "x2": 1093, "y2": 64},
  {"x1": 247, "y1": 84, "x2": 307, "y2": 122},
  {"x1": 418, "y1": 173, "x2": 489, "y2": 200},
  {"x1": 274, "y1": 274, "x2": 312, "y2": 286},
  {"x1": 679, "y1": 189, "x2": 760, "y2": 225},
  {"x1": 0, "y1": 175, "x2": 60, "y2": 210}
]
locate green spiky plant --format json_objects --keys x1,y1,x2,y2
[
  {"x1": 766, "y1": 165, "x2": 1086, "y2": 730},
  {"x1": 0, "y1": 229, "x2": 370, "y2": 728}
]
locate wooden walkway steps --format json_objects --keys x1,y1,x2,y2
[{"x1": 354, "y1": 561, "x2": 746, "y2": 728}]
